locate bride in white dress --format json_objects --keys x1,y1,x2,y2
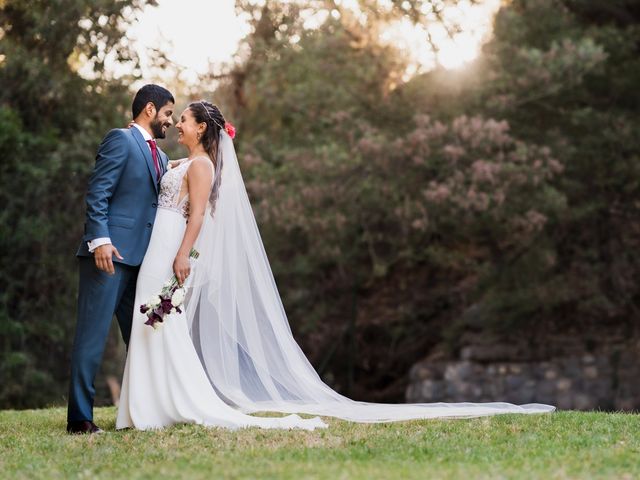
[
  {"x1": 116, "y1": 102, "x2": 326, "y2": 431},
  {"x1": 116, "y1": 101, "x2": 554, "y2": 431}
]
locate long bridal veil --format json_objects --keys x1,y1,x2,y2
[{"x1": 184, "y1": 130, "x2": 555, "y2": 421}]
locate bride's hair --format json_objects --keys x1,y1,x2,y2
[
  {"x1": 188, "y1": 100, "x2": 226, "y2": 165},
  {"x1": 188, "y1": 100, "x2": 226, "y2": 216}
]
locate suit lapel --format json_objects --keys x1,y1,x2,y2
[
  {"x1": 130, "y1": 127, "x2": 159, "y2": 194},
  {"x1": 157, "y1": 148, "x2": 169, "y2": 176}
]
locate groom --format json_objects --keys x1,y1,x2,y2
[{"x1": 67, "y1": 84, "x2": 174, "y2": 434}]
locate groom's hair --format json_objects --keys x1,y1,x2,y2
[{"x1": 132, "y1": 84, "x2": 175, "y2": 119}]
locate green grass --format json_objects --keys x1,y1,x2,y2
[{"x1": 0, "y1": 408, "x2": 638, "y2": 479}]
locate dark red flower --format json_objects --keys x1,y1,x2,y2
[
  {"x1": 144, "y1": 311, "x2": 164, "y2": 328},
  {"x1": 161, "y1": 298, "x2": 173, "y2": 314}
]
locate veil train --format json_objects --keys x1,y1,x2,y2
[{"x1": 184, "y1": 130, "x2": 556, "y2": 422}]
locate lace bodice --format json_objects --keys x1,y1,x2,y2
[{"x1": 158, "y1": 159, "x2": 193, "y2": 219}]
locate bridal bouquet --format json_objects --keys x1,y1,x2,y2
[{"x1": 140, "y1": 248, "x2": 200, "y2": 329}]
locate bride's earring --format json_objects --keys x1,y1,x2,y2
[{"x1": 197, "y1": 132, "x2": 202, "y2": 141}]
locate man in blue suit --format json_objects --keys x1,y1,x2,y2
[{"x1": 67, "y1": 84, "x2": 175, "y2": 434}]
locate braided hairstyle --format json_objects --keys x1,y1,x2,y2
[{"x1": 188, "y1": 100, "x2": 226, "y2": 216}]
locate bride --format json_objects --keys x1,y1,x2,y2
[{"x1": 116, "y1": 101, "x2": 555, "y2": 431}]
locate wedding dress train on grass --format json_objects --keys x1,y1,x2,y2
[{"x1": 117, "y1": 130, "x2": 555, "y2": 431}]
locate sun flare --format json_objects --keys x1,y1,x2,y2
[
  {"x1": 120, "y1": 0, "x2": 502, "y2": 83},
  {"x1": 380, "y1": 0, "x2": 502, "y2": 72}
]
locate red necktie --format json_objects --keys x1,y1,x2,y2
[{"x1": 146, "y1": 139, "x2": 161, "y2": 183}]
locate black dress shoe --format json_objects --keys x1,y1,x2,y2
[{"x1": 67, "y1": 420, "x2": 104, "y2": 434}]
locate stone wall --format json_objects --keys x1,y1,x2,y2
[{"x1": 405, "y1": 333, "x2": 640, "y2": 411}]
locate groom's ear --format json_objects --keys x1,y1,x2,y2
[{"x1": 142, "y1": 102, "x2": 156, "y2": 118}]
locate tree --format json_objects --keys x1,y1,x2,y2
[{"x1": 0, "y1": 0, "x2": 153, "y2": 408}]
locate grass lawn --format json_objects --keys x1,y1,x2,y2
[{"x1": 0, "y1": 407, "x2": 638, "y2": 479}]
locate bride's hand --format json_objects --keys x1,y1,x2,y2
[{"x1": 173, "y1": 253, "x2": 191, "y2": 286}]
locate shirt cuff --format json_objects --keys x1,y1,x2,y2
[{"x1": 87, "y1": 237, "x2": 111, "y2": 253}]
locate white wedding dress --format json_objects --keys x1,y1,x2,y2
[
  {"x1": 117, "y1": 130, "x2": 555, "y2": 431},
  {"x1": 116, "y1": 157, "x2": 327, "y2": 431}
]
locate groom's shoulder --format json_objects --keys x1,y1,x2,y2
[
  {"x1": 99, "y1": 128, "x2": 137, "y2": 151},
  {"x1": 102, "y1": 127, "x2": 133, "y2": 142}
]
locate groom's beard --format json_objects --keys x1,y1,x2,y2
[{"x1": 150, "y1": 117, "x2": 170, "y2": 139}]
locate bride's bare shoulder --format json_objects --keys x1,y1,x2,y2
[
  {"x1": 189, "y1": 156, "x2": 214, "y2": 168},
  {"x1": 187, "y1": 156, "x2": 215, "y2": 177}
]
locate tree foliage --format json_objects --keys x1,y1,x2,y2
[{"x1": 0, "y1": 0, "x2": 152, "y2": 408}]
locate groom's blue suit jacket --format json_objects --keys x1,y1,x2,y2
[{"x1": 76, "y1": 127, "x2": 169, "y2": 266}]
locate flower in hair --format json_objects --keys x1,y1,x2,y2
[{"x1": 225, "y1": 122, "x2": 236, "y2": 139}]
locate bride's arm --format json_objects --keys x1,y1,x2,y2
[{"x1": 172, "y1": 157, "x2": 214, "y2": 285}]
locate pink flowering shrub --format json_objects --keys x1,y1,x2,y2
[
  {"x1": 406, "y1": 114, "x2": 565, "y2": 250},
  {"x1": 242, "y1": 111, "x2": 566, "y2": 290}
]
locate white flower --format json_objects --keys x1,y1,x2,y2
[
  {"x1": 171, "y1": 288, "x2": 185, "y2": 306},
  {"x1": 151, "y1": 295, "x2": 162, "y2": 307}
]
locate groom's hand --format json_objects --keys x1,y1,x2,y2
[{"x1": 94, "y1": 244, "x2": 124, "y2": 274}]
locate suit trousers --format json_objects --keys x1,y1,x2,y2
[{"x1": 67, "y1": 256, "x2": 139, "y2": 422}]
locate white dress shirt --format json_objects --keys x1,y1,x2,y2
[{"x1": 87, "y1": 123, "x2": 155, "y2": 253}]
